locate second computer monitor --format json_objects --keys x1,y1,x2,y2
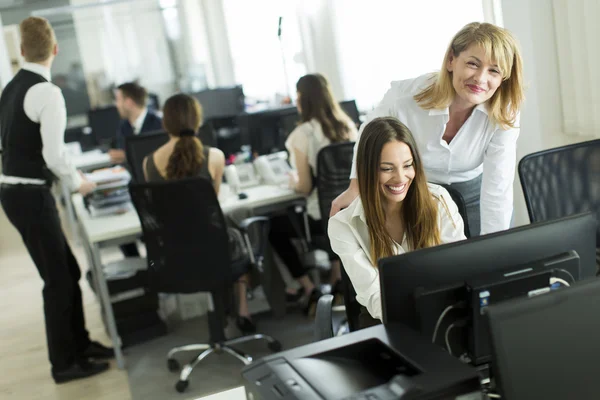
[
  {"x1": 192, "y1": 86, "x2": 245, "y2": 119},
  {"x1": 379, "y1": 212, "x2": 597, "y2": 327}
]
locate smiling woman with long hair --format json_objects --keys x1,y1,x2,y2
[{"x1": 328, "y1": 117, "x2": 466, "y2": 324}]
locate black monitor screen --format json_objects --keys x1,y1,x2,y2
[
  {"x1": 88, "y1": 106, "x2": 121, "y2": 145},
  {"x1": 192, "y1": 86, "x2": 245, "y2": 119},
  {"x1": 379, "y1": 213, "x2": 597, "y2": 327}
]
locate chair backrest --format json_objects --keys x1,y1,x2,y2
[
  {"x1": 316, "y1": 142, "x2": 362, "y2": 331},
  {"x1": 439, "y1": 184, "x2": 471, "y2": 238},
  {"x1": 129, "y1": 177, "x2": 231, "y2": 294},
  {"x1": 316, "y1": 142, "x2": 356, "y2": 233},
  {"x1": 125, "y1": 130, "x2": 169, "y2": 182},
  {"x1": 519, "y1": 139, "x2": 600, "y2": 246}
]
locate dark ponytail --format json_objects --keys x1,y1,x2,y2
[
  {"x1": 166, "y1": 135, "x2": 205, "y2": 180},
  {"x1": 162, "y1": 94, "x2": 205, "y2": 180}
]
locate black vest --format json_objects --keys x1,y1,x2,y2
[{"x1": 0, "y1": 69, "x2": 56, "y2": 182}]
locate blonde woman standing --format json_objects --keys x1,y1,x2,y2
[{"x1": 331, "y1": 22, "x2": 525, "y2": 236}]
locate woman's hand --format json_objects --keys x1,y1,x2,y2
[{"x1": 330, "y1": 179, "x2": 359, "y2": 217}]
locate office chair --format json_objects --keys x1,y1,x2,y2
[
  {"x1": 519, "y1": 139, "x2": 600, "y2": 273},
  {"x1": 313, "y1": 142, "x2": 363, "y2": 340},
  {"x1": 129, "y1": 177, "x2": 281, "y2": 393},
  {"x1": 124, "y1": 130, "x2": 169, "y2": 182},
  {"x1": 439, "y1": 184, "x2": 471, "y2": 238}
]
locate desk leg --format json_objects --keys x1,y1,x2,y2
[
  {"x1": 61, "y1": 182, "x2": 79, "y2": 244},
  {"x1": 90, "y1": 244, "x2": 126, "y2": 369},
  {"x1": 262, "y1": 246, "x2": 286, "y2": 318}
]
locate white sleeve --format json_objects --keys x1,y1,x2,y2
[
  {"x1": 437, "y1": 188, "x2": 467, "y2": 242},
  {"x1": 328, "y1": 216, "x2": 383, "y2": 321},
  {"x1": 480, "y1": 121, "x2": 520, "y2": 235},
  {"x1": 350, "y1": 84, "x2": 399, "y2": 179},
  {"x1": 25, "y1": 83, "x2": 82, "y2": 191}
]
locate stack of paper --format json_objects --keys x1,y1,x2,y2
[{"x1": 85, "y1": 167, "x2": 133, "y2": 217}]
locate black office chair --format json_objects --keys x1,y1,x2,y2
[
  {"x1": 519, "y1": 139, "x2": 600, "y2": 273},
  {"x1": 313, "y1": 142, "x2": 363, "y2": 340},
  {"x1": 129, "y1": 177, "x2": 281, "y2": 393},
  {"x1": 124, "y1": 130, "x2": 169, "y2": 182},
  {"x1": 439, "y1": 184, "x2": 471, "y2": 239}
]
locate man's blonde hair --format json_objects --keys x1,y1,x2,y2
[
  {"x1": 414, "y1": 22, "x2": 524, "y2": 130},
  {"x1": 19, "y1": 17, "x2": 56, "y2": 63}
]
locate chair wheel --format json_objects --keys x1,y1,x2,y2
[
  {"x1": 167, "y1": 359, "x2": 180, "y2": 372},
  {"x1": 268, "y1": 340, "x2": 282, "y2": 352},
  {"x1": 175, "y1": 380, "x2": 189, "y2": 393}
]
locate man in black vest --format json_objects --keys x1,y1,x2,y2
[
  {"x1": 0, "y1": 17, "x2": 113, "y2": 383},
  {"x1": 108, "y1": 82, "x2": 162, "y2": 257}
]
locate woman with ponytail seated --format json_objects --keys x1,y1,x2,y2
[{"x1": 142, "y1": 93, "x2": 256, "y2": 334}]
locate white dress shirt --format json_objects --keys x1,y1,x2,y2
[
  {"x1": 132, "y1": 108, "x2": 148, "y2": 135},
  {"x1": 0, "y1": 63, "x2": 81, "y2": 191},
  {"x1": 328, "y1": 183, "x2": 466, "y2": 321},
  {"x1": 350, "y1": 74, "x2": 520, "y2": 235},
  {"x1": 285, "y1": 118, "x2": 357, "y2": 220}
]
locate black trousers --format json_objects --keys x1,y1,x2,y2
[
  {"x1": 0, "y1": 184, "x2": 91, "y2": 371},
  {"x1": 268, "y1": 213, "x2": 326, "y2": 279}
]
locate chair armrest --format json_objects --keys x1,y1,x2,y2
[
  {"x1": 314, "y1": 294, "x2": 335, "y2": 341},
  {"x1": 237, "y1": 216, "x2": 269, "y2": 232},
  {"x1": 237, "y1": 216, "x2": 270, "y2": 269}
]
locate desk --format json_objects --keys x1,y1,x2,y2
[
  {"x1": 73, "y1": 183, "x2": 305, "y2": 369},
  {"x1": 196, "y1": 386, "x2": 246, "y2": 400},
  {"x1": 61, "y1": 150, "x2": 112, "y2": 240}
]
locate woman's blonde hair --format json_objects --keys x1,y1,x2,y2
[
  {"x1": 357, "y1": 117, "x2": 441, "y2": 266},
  {"x1": 414, "y1": 22, "x2": 524, "y2": 130}
]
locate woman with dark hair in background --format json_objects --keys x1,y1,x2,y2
[
  {"x1": 142, "y1": 94, "x2": 257, "y2": 333},
  {"x1": 328, "y1": 117, "x2": 466, "y2": 325},
  {"x1": 269, "y1": 73, "x2": 357, "y2": 313}
]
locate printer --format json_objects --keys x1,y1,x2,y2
[{"x1": 243, "y1": 323, "x2": 480, "y2": 399}]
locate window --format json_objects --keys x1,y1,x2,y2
[
  {"x1": 222, "y1": 0, "x2": 306, "y2": 101},
  {"x1": 331, "y1": 0, "x2": 486, "y2": 110}
]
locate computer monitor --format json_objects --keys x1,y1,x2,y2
[
  {"x1": 339, "y1": 99, "x2": 360, "y2": 126},
  {"x1": 237, "y1": 100, "x2": 360, "y2": 156},
  {"x1": 379, "y1": 213, "x2": 597, "y2": 363},
  {"x1": 88, "y1": 106, "x2": 121, "y2": 147},
  {"x1": 191, "y1": 85, "x2": 245, "y2": 119},
  {"x1": 486, "y1": 277, "x2": 600, "y2": 400}
]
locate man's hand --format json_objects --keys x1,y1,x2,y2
[
  {"x1": 329, "y1": 179, "x2": 359, "y2": 217},
  {"x1": 108, "y1": 149, "x2": 126, "y2": 164},
  {"x1": 78, "y1": 176, "x2": 97, "y2": 196}
]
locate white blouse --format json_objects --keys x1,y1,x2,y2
[
  {"x1": 328, "y1": 183, "x2": 466, "y2": 321},
  {"x1": 349, "y1": 74, "x2": 520, "y2": 235},
  {"x1": 286, "y1": 118, "x2": 357, "y2": 220}
]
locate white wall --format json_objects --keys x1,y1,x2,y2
[
  {"x1": 501, "y1": 0, "x2": 591, "y2": 226},
  {"x1": 0, "y1": 14, "x2": 14, "y2": 89}
]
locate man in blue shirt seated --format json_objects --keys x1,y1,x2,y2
[
  {"x1": 108, "y1": 82, "x2": 162, "y2": 165},
  {"x1": 109, "y1": 82, "x2": 162, "y2": 257}
]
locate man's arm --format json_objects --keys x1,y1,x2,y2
[{"x1": 26, "y1": 83, "x2": 95, "y2": 194}]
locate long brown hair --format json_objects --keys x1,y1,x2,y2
[
  {"x1": 414, "y1": 22, "x2": 524, "y2": 130},
  {"x1": 163, "y1": 94, "x2": 205, "y2": 180},
  {"x1": 356, "y1": 117, "x2": 441, "y2": 266},
  {"x1": 296, "y1": 73, "x2": 351, "y2": 142}
]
